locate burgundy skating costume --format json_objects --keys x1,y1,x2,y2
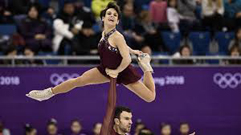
[{"x1": 97, "y1": 29, "x2": 141, "y2": 85}]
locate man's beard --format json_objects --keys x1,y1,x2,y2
[{"x1": 120, "y1": 125, "x2": 131, "y2": 133}]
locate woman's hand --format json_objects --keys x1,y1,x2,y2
[
  {"x1": 131, "y1": 50, "x2": 143, "y2": 56},
  {"x1": 105, "y1": 68, "x2": 119, "y2": 78}
]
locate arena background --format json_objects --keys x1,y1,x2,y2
[
  {"x1": 0, "y1": 66, "x2": 241, "y2": 135},
  {"x1": 1, "y1": 0, "x2": 241, "y2": 134}
]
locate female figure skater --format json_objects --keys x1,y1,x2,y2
[{"x1": 26, "y1": 2, "x2": 156, "y2": 103}]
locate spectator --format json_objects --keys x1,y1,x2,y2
[
  {"x1": 177, "y1": 0, "x2": 200, "y2": 35},
  {"x1": 173, "y1": 44, "x2": 194, "y2": 64},
  {"x1": 120, "y1": 3, "x2": 144, "y2": 50},
  {"x1": 116, "y1": 0, "x2": 140, "y2": 15},
  {"x1": 24, "y1": 124, "x2": 37, "y2": 135},
  {"x1": 41, "y1": 0, "x2": 59, "y2": 26},
  {"x1": 167, "y1": 0, "x2": 183, "y2": 33},
  {"x1": 53, "y1": 2, "x2": 81, "y2": 55},
  {"x1": 18, "y1": 4, "x2": 52, "y2": 55},
  {"x1": 92, "y1": 122, "x2": 102, "y2": 135},
  {"x1": 226, "y1": 44, "x2": 241, "y2": 64},
  {"x1": 75, "y1": 0, "x2": 96, "y2": 25},
  {"x1": 72, "y1": 21, "x2": 100, "y2": 55},
  {"x1": 139, "y1": 128, "x2": 154, "y2": 135},
  {"x1": 0, "y1": 0, "x2": 14, "y2": 24},
  {"x1": 135, "y1": 10, "x2": 167, "y2": 53},
  {"x1": 179, "y1": 122, "x2": 191, "y2": 135},
  {"x1": 228, "y1": 27, "x2": 241, "y2": 51},
  {"x1": 70, "y1": 119, "x2": 86, "y2": 135},
  {"x1": 0, "y1": 120, "x2": 11, "y2": 135},
  {"x1": 47, "y1": 119, "x2": 62, "y2": 135},
  {"x1": 223, "y1": 0, "x2": 241, "y2": 31},
  {"x1": 201, "y1": 0, "x2": 224, "y2": 32},
  {"x1": 160, "y1": 123, "x2": 171, "y2": 135},
  {"x1": 91, "y1": 0, "x2": 114, "y2": 19},
  {"x1": 11, "y1": 0, "x2": 39, "y2": 15},
  {"x1": 134, "y1": 120, "x2": 145, "y2": 135},
  {"x1": 149, "y1": 0, "x2": 168, "y2": 28}
]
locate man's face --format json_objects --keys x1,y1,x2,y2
[
  {"x1": 180, "y1": 124, "x2": 190, "y2": 134},
  {"x1": 71, "y1": 121, "x2": 82, "y2": 134},
  {"x1": 47, "y1": 124, "x2": 57, "y2": 135},
  {"x1": 115, "y1": 111, "x2": 133, "y2": 133},
  {"x1": 93, "y1": 123, "x2": 102, "y2": 135}
]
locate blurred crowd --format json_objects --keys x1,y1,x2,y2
[
  {"x1": 0, "y1": 118, "x2": 194, "y2": 135},
  {"x1": 0, "y1": 0, "x2": 241, "y2": 65}
]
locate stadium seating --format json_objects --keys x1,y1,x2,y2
[
  {"x1": 161, "y1": 31, "x2": 181, "y2": 54},
  {"x1": 188, "y1": 32, "x2": 211, "y2": 55},
  {"x1": 0, "y1": 24, "x2": 17, "y2": 35},
  {"x1": 214, "y1": 32, "x2": 234, "y2": 54}
]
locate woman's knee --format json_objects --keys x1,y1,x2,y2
[{"x1": 146, "y1": 92, "x2": 156, "y2": 103}]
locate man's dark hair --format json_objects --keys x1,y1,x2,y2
[
  {"x1": 160, "y1": 123, "x2": 171, "y2": 130},
  {"x1": 71, "y1": 119, "x2": 82, "y2": 126},
  {"x1": 100, "y1": 2, "x2": 121, "y2": 20},
  {"x1": 180, "y1": 122, "x2": 189, "y2": 126},
  {"x1": 47, "y1": 118, "x2": 57, "y2": 127},
  {"x1": 114, "y1": 106, "x2": 132, "y2": 119}
]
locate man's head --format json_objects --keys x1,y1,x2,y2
[
  {"x1": 47, "y1": 119, "x2": 58, "y2": 135},
  {"x1": 71, "y1": 119, "x2": 82, "y2": 134},
  {"x1": 160, "y1": 123, "x2": 171, "y2": 135},
  {"x1": 114, "y1": 106, "x2": 133, "y2": 134},
  {"x1": 93, "y1": 122, "x2": 102, "y2": 135},
  {"x1": 179, "y1": 122, "x2": 190, "y2": 135}
]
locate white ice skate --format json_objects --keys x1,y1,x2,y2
[
  {"x1": 26, "y1": 88, "x2": 54, "y2": 101},
  {"x1": 137, "y1": 53, "x2": 154, "y2": 73}
]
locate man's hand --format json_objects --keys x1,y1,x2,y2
[
  {"x1": 35, "y1": 34, "x2": 46, "y2": 40},
  {"x1": 105, "y1": 68, "x2": 119, "y2": 78},
  {"x1": 189, "y1": 132, "x2": 195, "y2": 135}
]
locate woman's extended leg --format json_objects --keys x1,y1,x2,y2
[
  {"x1": 52, "y1": 68, "x2": 109, "y2": 94},
  {"x1": 26, "y1": 68, "x2": 109, "y2": 101},
  {"x1": 125, "y1": 71, "x2": 155, "y2": 102}
]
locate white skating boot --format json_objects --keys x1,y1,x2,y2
[
  {"x1": 26, "y1": 88, "x2": 54, "y2": 101},
  {"x1": 138, "y1": 53, "x2": 154, "y2": 73}
]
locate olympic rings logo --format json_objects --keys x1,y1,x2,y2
[
  {"x1": 50, "y1": 73, "x2": 79, "y2": 86},
  {"x1": 213, "y1": 73, "x2": 241, "y2": 89}
]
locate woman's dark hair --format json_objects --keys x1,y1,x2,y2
[
  {"x1": 24, "y1": 124, "x2": 35, "y2": 134},
  {"x1": 100, "y1": 2, "x2": 121, "y2": 20},
  {"x1": 27, "y1": 3, "x2": 42, "y2": 19},
  {"x1": 71, "y1": 119, "x2": 82, "y2": 126},
  {"x1": 167, "y1": 0, "x2": 178, "y2": 8},
  {"x1": 180, "y1": 122, "x2": 189, "y2": 126},
  {"x1": 234, "y1": 27, "x2": 241, "y2": 40},
  {"x1": 179, "y1": 45, "x2": 192, "y2": 55},
  {"x1": 229, "y1": 44, "x2": 240, "y2": 55},
  {"x1": 47, "y1": 118, "x2": 57, "y2": 127},
  {"x1": 160, "y1": 123, "x2": 171, "y2": 130}
]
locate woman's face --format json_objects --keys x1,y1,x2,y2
[
  {"x1": 47, "y1": 125, "x2": 57, "y2": 135},
  {"x1": 28, "y1": 129, "x2": 37, "y2": 135},
  {"x1": 161, "y1": 125, "x2": 171, "y2": 135},
  {"x1": 28, "y1": 7, "x2": 38, "y2": 19},
  {"x1": 181, "y1": 47, "x2": 191, "y2": 56},
  {"x1": 231, "y1": 48, "x2": 240, "y2": 56},
  {"x1": 237, "y1": 29, "x2": 241, "y2": 40},
  {"x1": 71, "y1": 121, "x2": 82, "y2": 134},
  {"x1": 64, "y1": 3, "x2": 75, "y2": 15},
  {"x1": 93, "y1": 123, "x2": 102, "y2": 135},
  {"x1": 170, "y1": 0, "x2": 177, "y2": 7},
  {"x1": 102, "y1": 8, "x2": 119, "y2": 27}
]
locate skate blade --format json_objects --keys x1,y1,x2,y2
[{"x1": 26, "y1": 94, "x2": 42, "y2": 102}]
